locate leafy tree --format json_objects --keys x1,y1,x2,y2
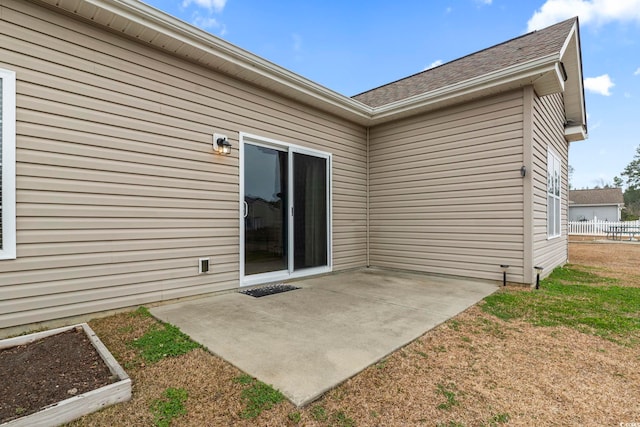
[
  {"x1": 621, "y1": 145, "x2": 640, "y2": 189},
  {"x1": 623, "y1": 187, "x2": 640, "y2": 219},
  {"x1": 620, "y1": 146, "x2": 640, "y2": 218},
  {"x1": 613, "y1": 176, "x2": 623, "y2": 188},
  {"x1": 568, "y1": 165, "x2": 575, "y2": 189}
]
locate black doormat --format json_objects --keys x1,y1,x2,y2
[{"x1": 240, "y1": 284, "x2": 300, "y2": 298}]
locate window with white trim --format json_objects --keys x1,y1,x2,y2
[
  {"x1": 0, "y1": 68, "x2": 16, "y2": 260},
  {"x1": 547, "y1": 148, "x2": 561, "y2": 239}
]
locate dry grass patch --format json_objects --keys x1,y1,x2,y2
[
  {"x1": 569, "y1": 242, "x2": 640, "y2": 286},
  {"x1": 71, "y1": 243, "x2": 640, "y2": 426},
  {"x1": 317, "y1": 306, "x2": 639, "y2": 426}
]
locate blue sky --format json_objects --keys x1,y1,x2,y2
[{"x1": 144, "y1": 0, "x2": 640, "y2": 190}]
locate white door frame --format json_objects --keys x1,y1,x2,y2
[{"x1": 239, "y1": 132, "x2": 332, "y2": 287}]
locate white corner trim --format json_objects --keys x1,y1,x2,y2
[{"x1": 0, "y1": 68, "x2": 17, "y2": 260}]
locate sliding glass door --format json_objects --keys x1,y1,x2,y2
[
  {"x1": 241, "y1": 135, "x2": 330, "y2": 285},
  {"x1": 243, "y1": 144, "x2": 288, "y2": 276}
]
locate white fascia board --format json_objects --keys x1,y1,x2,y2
[
  {"x1": 371, "y1": 56, "x2": 559, "y2": 123},
  {"x1": 40, "y1": 0, "x2": 568, "y2": 127},
  {"x1": 558, "y1": 22, "x2": 577, "y2": 60},
  {"x1": 560, "y1": 22, "x2": 587, "y2": 128}
]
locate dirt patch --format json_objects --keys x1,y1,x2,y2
[{"x1": 0, "y1": 328, "x2": 116, "y2": 424}]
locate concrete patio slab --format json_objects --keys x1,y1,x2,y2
[{"x1": 150, "y1": 268, "x2": 497, "y2": 407}]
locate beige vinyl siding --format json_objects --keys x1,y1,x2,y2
[
  {"x1": 532, "y1": 92, "x2": 569, "y2": 274},
  {"x1": 368, "y1": 90, "x2": 526, "y2": 283},
  {"x1": 0, "y1": 0, "x2": 366, "y2": 330}
]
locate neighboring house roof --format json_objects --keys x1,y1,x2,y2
[
  {"x1": 569, "y1": 188, "x2": 624, "y2": 206},
  {"x1": 36, "y1": 0, "x2": 586, "y2": 137}
]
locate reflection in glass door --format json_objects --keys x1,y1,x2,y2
[
  {"x1": 293, "y1": 153, "x2": 327, "y2": 270},
  {"x1": 244, "y1": 144, "x2": 288, "y2": 275}
]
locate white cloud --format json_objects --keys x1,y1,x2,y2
[
  {"x1": 424, "y1": 59, "x2": 443, "y2": 71},
  {"x1": 193, "y1": 15, "x2": 218, "y2": 29},
  {"x1": 192, "y1": 12, "x2": 226, "y2": 35},
  {"x1": 292, "y1": 33, "x2": 303, "y2": 52},
  {"x1": 476, "y1": 0, "x2": 493, "y2": 4},
  {"x1": 625, "y1": 92, "x2": 632, "y2": 98},
  {"x1": 584, "y1": 74, "x2": 614, "y2": 96},
  {"x1": 182, "y1": 0, "x2": 227, "y2": 13},
  {"x1": 635, "y1": 67, "x2": 640, "y2": 76},
  {"x1": 527, "y1": 0, "x2": 640, "y2": 31}
]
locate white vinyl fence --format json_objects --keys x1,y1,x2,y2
[{"x1": 568, "y1": 220, "x2": 640, "y2": 236}]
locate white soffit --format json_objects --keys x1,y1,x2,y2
[
  {"x1": 35, "y1": 0, "x2": 585, "y2": 128},
  {"x1": 36, "y1": 0, "x2": 372, "y2": 123}
]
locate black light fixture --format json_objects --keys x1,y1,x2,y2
[
  {"x1": 500, "y1": 265, "x2": 510, "y2": 287},
  {"x1": 534, "y1": 266, "x2": 544, "y2": 289},
  {"x1": 520, "y1": 165, "x2": 527, "y2": 177},
  {"x1": 213, "y1": 133, "x2": 232, "y2": 155}
]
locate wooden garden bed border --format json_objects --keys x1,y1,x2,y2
[{"x1": 0, "y1": 323, "x2": 131, "y2": 427}]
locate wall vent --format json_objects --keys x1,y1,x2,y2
[{"x1": 199, "y1": 258, "x2": 210, "y2": 274}]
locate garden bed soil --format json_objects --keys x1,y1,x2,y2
[{"x1": 0, "y1": 328, "x2": 116, "y2": 424}]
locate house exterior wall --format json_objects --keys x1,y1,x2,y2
[
  {"x1": 0, "y1": 0, "x2": 367, "y2": 331},
  {"x1": 531, "y1": 91, "x2": 569, "y2": 280},
  {"x1": 368, "y1": 90, "x2": 526, "y2": 284},
  {"x1": 568, "y1": 206, "x2": 620, "y2": 222}
]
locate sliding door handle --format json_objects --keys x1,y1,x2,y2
[{"x1": 243, "y1": 201, "x2": 248, "y2": 218}]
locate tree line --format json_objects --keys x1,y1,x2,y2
[{"x1": 619, "y1": 146, "x2": 640, "y2": 220}]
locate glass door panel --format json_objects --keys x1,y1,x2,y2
[
  {"x1": 293, "y1": 153, "x2": 328, "y2": 270},
  {"x1": 244, "y1": 144, "x2": 288, "y2": 275}
]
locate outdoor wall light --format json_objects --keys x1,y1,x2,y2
[
  {"x1": 534, "y1": 266, "x2": 544, "y2": 289},
  {"x1": 500, "y1": 264, "x2": 510, "y2": 287},
  {"x1": 520, "y1": 165, "x2": 527, "y2": 177},
  {"x1": 213, "y1": 133, "x2": 232, "y2": 155}
]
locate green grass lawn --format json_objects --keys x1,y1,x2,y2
[{"x1": 482, "y1": 266, "x2": 640, "y2": 346}]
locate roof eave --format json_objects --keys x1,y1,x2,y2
[
  {"x1": 368, "y1": 56, "x2": 561, "y2": 125},
  {"x1": 559, "y1": 20, "x2": 587, "y2": 137},
  {"x1": 36, "y1": 0, "x2": 374, "y2": 124},
  {"x1": 34, "y1": 1, "x2": 586, "y2": 129}
]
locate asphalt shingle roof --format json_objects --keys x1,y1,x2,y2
[
  {"x1": 353, "y1": 17, "x2": 577, "y2": 108},
  {"x1": 569, "y1": 188, "x2": 624, "y2": 205}
]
